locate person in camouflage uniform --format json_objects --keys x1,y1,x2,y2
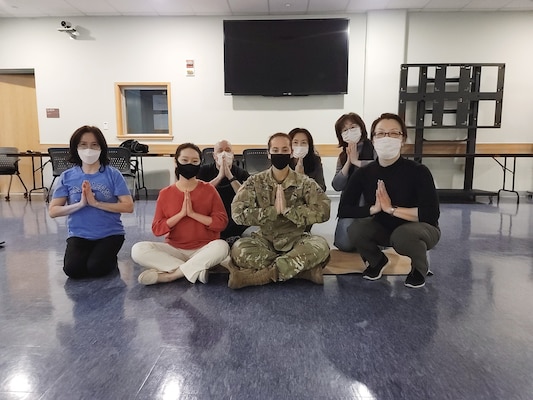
[{"x1": 227, "y1": 133, "x2": 331, "y2": 289}]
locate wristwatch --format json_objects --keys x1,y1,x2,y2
[
  {"x1": 390, "y1": 206, "x2": 397, "y2": 216},
  {"x1": 228, "y1": 177, "x2": 238, "y2": 183}
]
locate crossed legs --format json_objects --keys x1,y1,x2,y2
[
  {"x1": 230, "y1": 233, "x2": 330, "y2": 283},
  {"x1": 131, "y1": 240, "x2": 229, "y2": 285}
]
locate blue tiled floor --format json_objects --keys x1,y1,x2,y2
[{"x1": 1, "y1": 196, "x2": 533, "y2": 399}]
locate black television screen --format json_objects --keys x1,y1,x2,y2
[{"x1": 223, "y1": 19, "x2": 349, "y2": 96}]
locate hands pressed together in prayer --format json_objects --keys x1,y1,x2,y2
[
  {"x1": 81, "y1": 180, "x2": 95, "y2": 207},
  {"x1": 370, "y1": 180, "x2": 393, "y2": 215},
  {"x1": 346, "y1": 141, "x2": 360, "y2": 166},
  {"x1": 275, "y1": 184, "x2": 288, "y2": 215},
  {"x1": 295, "y1": 156, "x2": 304, "y2": 174},
  {"x1": 178, "y1": 190, "x2": 196, "y2": 218},
  {"x1": 216, "y1": 155, "x2": 234, "y2": 181}
]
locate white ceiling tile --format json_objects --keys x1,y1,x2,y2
[
  {"x1": 228, "y1": 0, "x2": 269, "y2": 14},
  {"x1": 269, "y1": 0, "x2": 308, "y2": 14},
  {"x1": 65, "y1": 0, "x2": 118, "y2": 14},
  {"x1": 464, "y1": 0, "x2": 513, "y2": 9},
  {"x1": 385, "y1": 0, "x2": 430, "y2": 9},
  {"x1": 0, "y1": 0, "x2": 82, "y2": 17},
  {"x1": 423, "y1": 0, "x2": 471, "y2": 9},
  {"x1": 0, "y1": 0, "x2": 530, "y2": 17},
  {"x1": 308, "y1": 0, "x2": 349, "y2": 12},
  {"x1": 190, "y1": 0, "x2": 232, "y2": 15},
  {"x1": 149, "y1": 0, "x2": 194, "y2": 15},
  {"x1": 346, "y1": 0, "x2": 388, "y2": 12},
  {"x1": 500, "y1": 0, "x2": 533, "y2": 9},
  {"x1": 106, "y1": 0, "x2": 157, "y2": 15},
  {"x1": 34, "y1": 0, "x2": 85, "y2": 16},
  {"x1": 0, "y1": 0, "x2": 18, "y2": 16}
]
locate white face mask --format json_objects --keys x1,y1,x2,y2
[
  {"x1": 78, "y1": 148, "x2": 101, "y2": 165},
  {"x1": 341, "y1": 127, "x2": 362, "y2": 144},
  {"x1": 373, "y1": 137, "x2": 402, "y2": 160},
  {"x1": 216, "y1": 151, "x2": 234, "y2": 165},
  {"x1": 292, "y1": 145, "x2": 309, "y2": 159}
]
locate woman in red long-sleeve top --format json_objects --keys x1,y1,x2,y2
[{"x1": 132, "y1": 143, "x2": 229, "y2": 285}]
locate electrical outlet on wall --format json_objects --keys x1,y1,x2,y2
[{"x1": 103, "y1": 122, "x2": 109, "y2": 130}]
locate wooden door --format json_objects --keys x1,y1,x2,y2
[{"x1": 0, "y1": 74, "x2": 40, "y2": 196}]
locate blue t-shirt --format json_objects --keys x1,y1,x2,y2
[{"x1": 53, "y1": 165, "x2": 131, "y2": 239}]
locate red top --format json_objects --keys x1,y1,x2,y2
[{"x1": 152, "y1": 181, "x2": 228, "y2": 249}]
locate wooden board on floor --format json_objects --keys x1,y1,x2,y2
[
  {"x1": 323, "y1": 248, "x2": 412, "y2": 275},
  {"x1": 212, "y1": 250, "x2": 412, "y2": 276}
]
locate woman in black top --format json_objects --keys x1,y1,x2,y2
[
  {"x1": 288, "y1": 128, "x2": 326, "y2": 192},
  {"x1": 331, "y1": 112, "x2": 375, "y2": 251},
  {"x1": 338, "y1": 113, "x2": 440, "y2": 288}
]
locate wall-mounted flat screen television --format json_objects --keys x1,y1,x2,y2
[{"x1": 223, "y1": 18, "x2": 349, "y2": 96}]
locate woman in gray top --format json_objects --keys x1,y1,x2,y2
[{"x1": 331, "y1": 112, "x2": 375, "y2": 251}]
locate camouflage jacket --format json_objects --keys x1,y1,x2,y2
[{"x1": 231, "y1": 168, "x2": 330, "y2": 252}]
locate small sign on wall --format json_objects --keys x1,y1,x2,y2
[
  {"x1": 186, "y1": 59, "x2": 195, "y2": 77},
  {"x1": 46, "y1": 108, "x2": 60, "y2": 118}
]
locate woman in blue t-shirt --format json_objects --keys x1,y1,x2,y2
[{"x1": 49, "y1": 125, "x2": 134, "y2": 278}]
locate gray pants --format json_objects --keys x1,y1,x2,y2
[
  {"x1": 348, "y1": 218, "x2": 440, "y2": 275},
  {"x1": 334, "y1": 217, "x2": 357, "y2": 252}
]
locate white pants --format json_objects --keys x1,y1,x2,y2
[{"x1": 131, "y1": 239, "x2": 229, "y2": 283}]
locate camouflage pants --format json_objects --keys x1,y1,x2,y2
[{"x1": 231, "y1": 233, "x2": 330, "y2": 281}]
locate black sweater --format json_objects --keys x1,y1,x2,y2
[
  {"x1": 338, "y1": 157, "x2": 440, "y2": 231},
  {"x1": 197, "y1": 163, "x2": 250, "y2": 219}
]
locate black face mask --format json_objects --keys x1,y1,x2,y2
[
  {"x1": 175, "y1": 162, "x2": 200, "y2": 180},
  {"x1": 270, "y1": 153, "x2": 291, "y2": 170}
]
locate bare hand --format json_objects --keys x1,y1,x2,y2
[
  {"x1": 347, "y1": 142, "x2": 359, "y2": 165},
  {"x1": 177, "y1": 191, "x2": 188, "y2": 218},
  {"x1": 185, "y1": 191, "x2": 195, "y2": 217},
  {"x1": 376, "y1": 180, "x2": 392, "y2": 211},
  {"x1": 275, "y1": 184, "x2": 287, "y2": 214},
  {"x1": 295, "y1": 157, "x2": 304, "y2": 174},
  {"x1": 216, "y1": 159, "x2": 225, "y2": 179},
  {"x1": 79, "y1": 192, "x2": 87, "y2": 208},
  {"x1": 222, "y1": 157, "x2": 233, "y2": 179},
  {"x1": 82, "y1": 180, "x2": 97, "y2": 207},
  {"x1": 370, "y1": 187, "x2": 382, "y2": 215}
]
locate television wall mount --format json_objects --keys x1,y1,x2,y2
[{"x1": 398, "y1": 63, "x2": 505, "y2": 200}]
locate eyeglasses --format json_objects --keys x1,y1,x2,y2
[
  {"x1": 373, "y1": 131, "x2": 404, "y2": 139},
  {"x1": 342, "y1": 125, "x2": 358, "y2": 133},
  {"x1": 78, "y1": 143, "x2": 101, "y2": 150}
]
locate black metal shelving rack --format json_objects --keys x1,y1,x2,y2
[{"x1": 398, "y1": 63, "x2": 505, "y2": 201}]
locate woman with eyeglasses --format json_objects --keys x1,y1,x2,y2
[
  {"x1": 131, "y1": 143, "x2": 229, "y2": 286},
  {"x1": 49, "y1": 125, "x2": 134, "y2": 279},
  {"x1": 338, "y1": 113, "x2": 440, "y2": 288},
  {"x1": 331, "y1": 112, "x2": 376, "y2": 252},
  {"x1": 288, "y1": 128, "x2": 326, "y2": 192}
]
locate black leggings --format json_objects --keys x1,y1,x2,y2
[{"x1": 64, "y1": 235, "x2": 125, "y2": 279}]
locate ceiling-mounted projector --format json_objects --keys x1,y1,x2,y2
[{"x1": 57, "y1": 21, "x2": 79, "y2": 39}]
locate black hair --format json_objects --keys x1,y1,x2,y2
[
  {"x1": 288, "y1": 127, "x2": 318, "y2": 173},
  {"x1": 68, "y1": 125, "x2": 109, "y2": 166},
  {"x1": 174, "y1": 142, "x2": 202, "y2": 161}
]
